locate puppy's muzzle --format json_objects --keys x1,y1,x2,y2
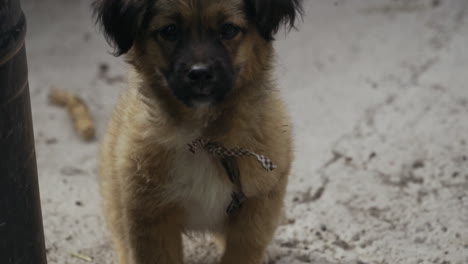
[
  {"x1": 186, "y1": 64, "x2": 216, "y2": 96},
  {"x1": 166, "y1": 44, "x2": 235, "y2": 107}
]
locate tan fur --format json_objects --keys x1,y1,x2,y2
[{"x1": 98, "y1": 0, "x2": 293, "y2": 263}]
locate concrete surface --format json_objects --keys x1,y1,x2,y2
[{"x1": 22, "y1": 0, "x2": 468, "y2": 263}]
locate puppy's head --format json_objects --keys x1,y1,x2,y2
[{"x1": 94, "y1": 0, "x2": 303, "y2": 107}]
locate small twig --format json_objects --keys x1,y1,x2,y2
[
  {"x1": 70, "y1": 252, "x2": 93, "y2": 262},
  {"x1": 49, "y1": 87, "x2": 96, "y2": 141}
]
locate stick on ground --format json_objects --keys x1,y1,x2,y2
[{"x1": 49, "y1": 87, "x2": 95, "y2": 141}]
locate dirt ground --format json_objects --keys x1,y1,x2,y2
[{"x1": 22, "y1": 0, "x2": 468, "y2": 263}]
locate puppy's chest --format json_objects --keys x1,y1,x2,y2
[{"x1": 167, "y1": 150, "x2": 233, "y2": 231}]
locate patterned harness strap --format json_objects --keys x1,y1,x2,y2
[
  {"x1": 188, "y1": 139, "x2": 277, "y2": 171},
  {"x1": 188, "y1": 138, "x2": 276, "y2": 216}
]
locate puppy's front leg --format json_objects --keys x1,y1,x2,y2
[
  {"x1": 126, "y1": 208, "x2": 184, "y2": 264},
  {"x1": 220, "y1": 194, "x2": 283, "y2": 264}
]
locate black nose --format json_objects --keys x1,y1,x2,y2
[{"x1": 187, "y1": 65, "x2": 213, "y2": 82}]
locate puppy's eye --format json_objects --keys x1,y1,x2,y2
[
  {"x1": 159, "y1": 24, "x2": 179, "y2": 42},
  {"x1": 220, "y1": 23, "x2": 241, "y2": 40}
]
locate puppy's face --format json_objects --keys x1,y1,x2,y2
[
  {"x1": 144, "y1": 0, "x2": 247, "y2": 107},
  {"x1": 94, "y1": 0, "x2": 302, "y2": 107}
]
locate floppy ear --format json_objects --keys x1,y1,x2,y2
[
  {"x1": 93, "y1": 0, "x2": 149, "y2": 56},
  {"x1": 244, "y1": 0, "x2": 303, "y2": 41}
]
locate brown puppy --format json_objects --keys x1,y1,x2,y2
[{"x1": 93, "y1": 0, "x2": 302, "y2": 263}]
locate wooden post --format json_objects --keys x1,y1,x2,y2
[{"x1": 0, "y1": 0, "x2": 48, "y2": 263}]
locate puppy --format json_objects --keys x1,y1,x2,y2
[{"x1": 93, "y1": 0, "x2": 302, "y2": 263}]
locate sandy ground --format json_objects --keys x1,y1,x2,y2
[{"x1": 22, "y1": 0, "x2": 468, "y2": 263}]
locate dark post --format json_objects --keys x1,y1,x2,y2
[{"x1": 0, "y1": 0, "x2": 48, "y2": 263}]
